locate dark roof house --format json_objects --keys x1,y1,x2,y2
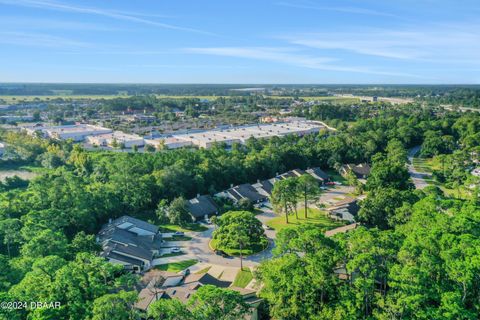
[
  {"x1": 187, "y1": 195, "x2": 219, "y2": 221},
  {"x1": 277, "y1": 169, "x2": 305, "y2": 180},
  {"x1": 340, "y1": 163, "x2": 371, "y2": 179},
  {"x1": 252, "y1": 179, "x2": 274, "y2": 196},
  {"x1": 226, "y1": 184, "x2": 267, "y2": 203},
  {"x1": 98, "y1": 216, "x2": 162, "y2": 272},
  {"x1": 326, "y1": 198, "x2": 360, "y2": 223},
  {"x1": 306, "y1": 167, "x2": 330, "y2": 182}
]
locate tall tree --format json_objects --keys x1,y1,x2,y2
[
  {"x1": 188, "y1": 285, "x2": 250, "y2": 320},
  {"x1": 213, "y1": 211, "x2": 265, "y2": 269},
  {"x1": 271, "y1": 177, "x2": 298, "y2": 224},
  {"x1": 168, "y1": 196, "x2": 192, "y2": 226},
  {"x1": 297, "y1": 174, "x2": 321, "y2": 219},
  {"x1": 91, "y1": 291, "x2": 139, "y2": 320}
]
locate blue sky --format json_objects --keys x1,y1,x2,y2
[{"x1": 1, "y1": 0, "x2": 480, "y2": 83}]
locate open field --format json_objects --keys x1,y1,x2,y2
[
  {"x1": 299, "y1": 96, "x2": 360, "y2": 103},
  {"x1": 266, "y1": 207, "x2": 343, "y2": 232},
  {"x1": 0, "y1": 95, "x2": 129, "y2": 103},
  {"x1": 155, "y1": 259, "x2": 198, "y2": 272}
]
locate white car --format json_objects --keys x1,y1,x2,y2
[{"x1": 170, "y1": 247, "x2": 182, "y2": 253}]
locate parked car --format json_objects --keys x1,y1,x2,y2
[
  {"x1": 173, "y1": 231, "x2": 185, "y2": 236},
  {"x1": 171, "y1": 247, "x2": 182, "y2": 253},
  {"x1": 205, "y1": 218, "x2": 212, "y2": 224}
]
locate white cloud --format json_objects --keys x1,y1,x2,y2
[
  {"x1": 184, "y1": 46, "x2": 426, "y2": 78},
  {"x1": 0, "y1": 0, "x2": 214, "y2": 35},
  {"x1": 275, "y1": 1, "x2": 396, "y2": 17},
  {"x1": 284, "y1": 25, "x2": 480, "y2": 63}
]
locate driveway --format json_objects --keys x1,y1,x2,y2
[
  {"x1": 318, "y1": 185, "x2": 355, "y2": 206},
  {"x1": 408, "y1": 146, "x2": 431, "y2": 189}
]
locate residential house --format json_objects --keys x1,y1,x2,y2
[
  {"x1": 219, "y1": 184, "x2": 268, "y2": 204},
  {"x1": 135, "y1": 270, "x2": 261, "y2": 320},
  {"x1": 97, "y1": 216, "x2": 162, "y2": 272},
  {"x1": 471, "y1": 167, "x2": 480, "y2": 177},
  {"x1": 306, "y1": 167, "x2": 330, "y2": 184},
  {"x1": 252, "y1": 179, "x2": 274, "y2": 197},
  {"x1": 187, "y1": 195, "x2": 219, "y2": 221},
  {"x1": 326, "y1": 198, "x2": 360, "y2": 223},
  {"x1": 340, "y1": 163, "x2": 371, "y2": 179},
  {"x1": 277, "y1": 169, "x2": 305, "y2": 180}
]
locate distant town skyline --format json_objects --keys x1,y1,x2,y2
[{"x1": 1, "y1": 0, "x2": 479, "y2": 84}]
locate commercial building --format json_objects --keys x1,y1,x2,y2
[
  {"x1": 151, "y1": 120, "x2": 326, "y2": 149},
  {"x1": 87, "y1": 131, "x2": 144, "y2": 148},
  {"x1": 144, "y1": 137, "x2": 193, "y2": 150},
  {"x1": 26, "y1": 124, "x2": 113, "y2": 142}
]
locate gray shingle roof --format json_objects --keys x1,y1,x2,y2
[
  {"x1": 343, "y1": 163, "x2": 371, "y2": 177},
  {"x1": 109, "y1": 215, "x2": 159, "y2": 234},
  {"x1": 187, "y1": 195, "x2": 219, "y2": 218},
  {"x1": 307, "y1": 167, "x2": 329, "y2": 181},
  {"x1": 229, "y1": 184, "x2": 267, "y2": 202}
]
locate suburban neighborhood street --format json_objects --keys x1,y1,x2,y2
[
  {"x1": 154, "y1": 213, "x2": 276, "y2": 268},
  {"x1": 408, "y1": 146, "x2": 431, "y2": 189},
  {"x1": 154, "y1": 184, "x2": 356, "y2": 269}
]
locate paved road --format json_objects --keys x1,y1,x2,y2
[
  {"x1": 153, "y1": 186, "x2": 356, "y2": 268},
  {"x1": 154, "y1": 211, "x2": 277, "y2": 268},
  {"x1": 408, "y1": 146, "x2": 431, "y2": 189}
]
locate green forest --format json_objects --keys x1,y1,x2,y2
[{"x1": 0, "y1": 104, "x2": 479, "y2": 319}]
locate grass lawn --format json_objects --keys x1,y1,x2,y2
[
  {"x1": 325, "y1": 169, "x2": 348, "y2": 184},
  {"x1": 210, "y1": 238, "x2": 268, "y2": 256},
  {"x1": 413, "y1": 157, "x2": 435, "y2": 173},
  {"x1": 233, "y1": 268, "x2": 253, "y2": 288},
  {"x1": 162, "y1": 235, "x2": 192, "y2": 241},
  {"x1": 158, "y1": 223, "x2": 208, "y2": 233},
  {"x1": 440, "y1": 186, "x2": 472, "y2": 200},
  {"x1": 266, "y1": 207, "x2": 344, "y2": 232},
  {"x1": 155, "y1": 259, "x2": 198, "y2": 272},
  {"x1": 195, "y1": 266, "x2": 211, "y2": 274}
]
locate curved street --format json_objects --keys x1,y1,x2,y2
[
  {"x1": 408, "y1": 146, "x2": 431, "y2": 190},
  {"x1": 153, "y1": 209, "x2": 277, "y2": 268}
]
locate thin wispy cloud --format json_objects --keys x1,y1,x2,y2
[
  {"x1": 284, "y1": 25, "x2": 480, "y2": 63},
  {"x1": 126, "y1": 64, "x2": 250, "y2": 69},
  {"x1": 275, "y1": 1, "x2": 395, "y2": 17},
  {"x1": 0, "y1": 0, "x2": 215, "y2": 35},
  {"x1": 0, "y1": 16, "x2": 119, "y2": 31},
  {"x1": 185, "y1": 46, "x2": 426, "y2": 78},
  {"x1": 0, "y1": 31, "x2": 90, "y2": 47}
]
